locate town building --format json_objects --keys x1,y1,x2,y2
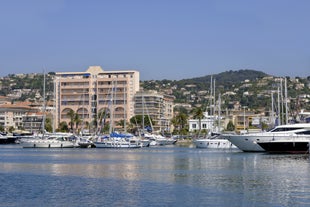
[
  {"x1": 54, "y1": 66, "x2": 140, "y2": 133},
  {"x1": 134, "y1": 90, "x2": 174, "y2": 132},
  {"x1": 188, "y1": 112, "x2": 218, "y2": 133},
  {"x1": 0, "y1": 102, "x2": 38, "y2": 132},
  {"x1": 22, "y1": 111, "x2": 45, "y2": 133},
  {"x1": 0, "y1": 95, "x2": 11, "y2": 105}
]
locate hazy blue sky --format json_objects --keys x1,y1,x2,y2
[{"x1": 0, "y1": 0, "x2": 309, "y2": 80}]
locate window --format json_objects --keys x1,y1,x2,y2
[{"x1": 192, "y1": 124, "x2": 197, "y2": 129}]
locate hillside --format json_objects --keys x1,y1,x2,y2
[
  {"x1": 142, "y1": 69, "x2": 310, "y2": 111},
  {"x1": 174, "y1": 69, "x2": 268, "y2": 90},
  {"x1": 0, "y1": 69, "x2": 309, "y2": 112}
]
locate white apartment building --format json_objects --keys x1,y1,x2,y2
[{"x1": 54, "y1": 66, "x2": 140, "y2": 133}]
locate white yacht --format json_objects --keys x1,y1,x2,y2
[
  {"x1": 20, "y1": 135, "x2": 76, "y2": 148},
  {"x1": 194, "y1": 138, "x2": 237, "y2": 149},
  {"x1": 94, "y1": 137, "x2": 142, "y2": 148},
  {"x1": 144, "y1": 133, "x2": 176, "y2": 146},
  {"x1": 194, "y1": 133, "x2": 237, "y2": 149},
  {"x1": 222, "y1": 123, "x2": 310, "y2": 152}
]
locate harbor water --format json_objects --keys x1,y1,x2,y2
[{"x1": 0, "y1": 145, "x2": 310, "y2": 207}]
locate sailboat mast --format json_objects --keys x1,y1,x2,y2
[
  {"x1": 277, "y1": 87, "x2": 281, "y2": 125},
  {"x1": 123, "y1": 83, "x2": 126, "y2": 133},
  {"x1": 210, "y1": 76, "x2": 213, "y2": 116},
  {"x1": 285, "y1": 78, "x2": 288, "y2": 124},
  {"x1": 142, "y1": 92, "x2": 145, "y2": 130},
  {"x1": 271, "y1": 92, "x2": 274, "y2": 127},
  {"x1": 42, "y1": 71, "x2": 46, "y2": 134},
  {"x1": 52, "y1": 78, "x2": 56, "y2": 133},
  {"x1": 280, "y1": 78, "x2": 284, "y2": 125},
  {"x1": 109, "y1": 81, "x2": 115, "y2": 134},
  {"x1": 213, "y1": 78, "x2": 216, "y2": 116},
  {"x1": 218, "y1": 93, "x2": 221, "y2": 132}
]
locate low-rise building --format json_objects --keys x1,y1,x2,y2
[{"x1": 0, "y1": 102, "x2": 38, "y2": 131}]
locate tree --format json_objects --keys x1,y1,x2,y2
[
  {"x1": 130, "y1": 115, "x2": 153, "y2": 129},
  {"x1": 226, "y1": 121, "x2": 235, "y2": 131},
  {"x1": 174, "y1": 106, "x2": 188, "y2": 115},
  {"x1": 171, "y1": 112, "x2": 188, "y2": 135},
  {"x1": 116, "y1": 119, "x2": 126, "y2": 129},
  {"x1": 45, "y1": 117, "x2": 53, "y2": 132},
  {"x1": 58, "y1": 121, "x2": 69, "y2": 132},
  {"x1": 67, "y1": 109, "x2": 75, "y2": 132},
  {"x1": 8, "y1": 126, "x2": 15, "y2": 133},
  {"x1": 191, "y1": 107, "x2": 205, "y2": 134},
  {"x1": 0, "y1": 125, "x2": 4, "y2": 132},
  {"x1": 74, "y1": 113, "x2": 82, "y2": 133},
  {"x1": 96, "y1": 109, "x2": 110, "y2": 134}
]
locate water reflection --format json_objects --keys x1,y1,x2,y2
[{"x1": 1, "y1": 146, "x2": 310, "y2": 206}]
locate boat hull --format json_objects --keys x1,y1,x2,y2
[
  {"x1": 94, "y1": 138, "x2": 142, "y2": 148},
  {"x1": 20, "y1": 140, "x2": 75, "y2": 148},
  {"x1": 94, "y1": 142, "x2": 142, "y2": 148},
  {"x1": 223, "y1": 134, "x2": 279, "y2": 152},
  {"x1": 156, "y1": 139, "x2": 177, "y2": 146},
  {"x1": 223, "y1": 123, "x2": 310, "y2": 152},
  {"x1": 258, "y1": 140, "x2": 310, "y2": 154},
  {"x1": 0, "y1": 137, "x2": 18, "y2": 144},
  {"x1": 194, "y1": 139, "x2": 237, "y2": 149}
]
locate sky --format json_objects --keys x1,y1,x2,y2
[{"x1": 0, "y1": 0, "x2": 309, "y2": 80}]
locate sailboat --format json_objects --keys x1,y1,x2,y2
[
  {"x1": 20, "y1": 71, "x2": 76, "y2": 148},
  {"x1": 94, "y1": 81, "x2": 143, "y2": 148},
  {"x1": 194, "y1": 77, "x2": 237, "y2": 149}
]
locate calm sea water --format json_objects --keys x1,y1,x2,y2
[{"x1": 0, "y1": 144, "x2": 309, "y2": 207}]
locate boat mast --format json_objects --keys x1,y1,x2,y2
[
  {"x1": 280, "y1": 78, "x2": 284, "y2": 125},
  {"x1": 284, "y1": 77, "x2": 288, "y2": 124},
  {"x1": 271, "y1": 91, "x2": 275, "y2": 127},
  {"x1": 42, "y1": 70, "x2": 46, "y2": 135},
  {"x1": 218, "y1": 93, "x2": 221, "y2": 132},
  {"x1": 142, "y1": 92, "x2": 145, "y2": 132},
  {"x1": 109, "y1": 80, "x2": 115, "y2": 134},
  {"x1": 52, "y1": 77, "x2": 56, "y2": 133},
  {"x1": 210, "y1": 76, "x2": 213, "y2": 116},
  {"x1": 123, "y1": 83, "x2": 126, "y2": 133},
  {"x1": 277, "y1": 86, "x2": 281, "y2": 125},
  {"x1": 213, "y1": 78, "x2": 216, "y2": 117}
]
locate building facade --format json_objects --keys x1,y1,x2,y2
[
  {"x1": 188, "y1": 112, "x2": 218, "y2": 133},
  {"x1": 54, "y1": 66, "x2": 140, "y2": 133},
  {"x1": 0, "y1": 102, "x2": 38, "y2": 132},
  {"x1": 134, "y1": 90, "x2": 174, "y2": 132}
]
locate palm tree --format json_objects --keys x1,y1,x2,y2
[
  {"x1": 116, "y1": 119, "x2": 126, "y2": 128},
  {"x1": 191, "y1": 107, "x2": 205, "y2": 135},
  {"x1": 67, "y1": 109, "x2": 75, "y2": 132},
  {"x1": 130, "y1": 115, "x2": 154, "y2": 131},
  {"x1": 97, "y1": 109, "x2": 110, "y2": 134},
  {"x1": 74, "y1": 113, "x2": 82, "y2": 133},
  {"x1": 171, "y1": 112, "x2": 188, "y2": 135}
]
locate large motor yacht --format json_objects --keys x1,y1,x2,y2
[{"x1": 222, "y1": 123, "x2": 310, "y2": 152}]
